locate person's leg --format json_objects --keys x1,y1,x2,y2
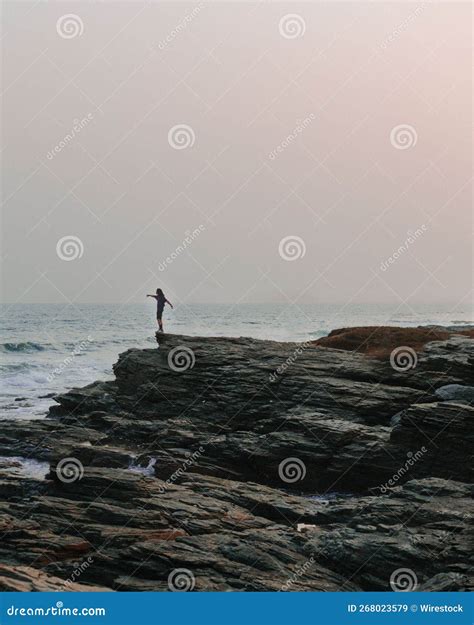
[{"x1": 157, "y1": 306, "x2": 165, "y2": 332}]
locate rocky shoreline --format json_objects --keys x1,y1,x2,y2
[{"x1": 0, "y1": 328, "x2": 472, "y2": 591}]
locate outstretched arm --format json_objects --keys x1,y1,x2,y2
[{"x1": 146, "y1": 294, "x2": 157, "y2": 299}]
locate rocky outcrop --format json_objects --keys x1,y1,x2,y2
[
  {"x1": 435, "y1": 384, "x2": 474, "y2": 405},
  {"x1": 301, "y1": 478, "x2": 473, "y2": 592},
  {"x1": 0, "y1": 565, "x2": 109, "y2": 592},
  {"x1": 312, "y1": 325, "x2": 474, "y2": 358},
  {"x1": 390, "y1": 402, "x2": 473, "y2": 483},
  {"x1": 0, "y1": 329, "x2": 472, "y2": 591}
]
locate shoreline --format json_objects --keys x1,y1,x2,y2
[
  {"x1": 0, "y1": 326, "x2": 472, "y2": 591},
  {"x1": 2, "y1": 321, "x2": 473, "y2": 418}
]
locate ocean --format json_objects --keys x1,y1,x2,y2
[{"x1": 1, "y1": 302, "x2": 472, "y2": 420}]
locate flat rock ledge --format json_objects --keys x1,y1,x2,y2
[{"x1": 1, "y1": 329, "x2": 472, "y2": 592}]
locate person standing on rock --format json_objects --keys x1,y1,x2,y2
[{"x1": 147, "y1": 288, "x2": 173, "y2": 332}]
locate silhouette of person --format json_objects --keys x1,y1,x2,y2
[{"x1": 147, "y1": 288, "x2": 173, "y2": 332}]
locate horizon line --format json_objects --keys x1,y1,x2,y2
[{"x1": 0, "y1": 301, "x2": 470, "y2": 308}]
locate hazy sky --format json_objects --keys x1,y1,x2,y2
[{"x1": 1, "y1": 1, "x2": 472, "y2": 308}]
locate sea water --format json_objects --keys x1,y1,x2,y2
[{"x1": 0, "y1": 302, "x2": 472, "y2": 420}]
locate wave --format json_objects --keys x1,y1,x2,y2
[
  {"x1": 0, "y1": 341, "x2": 48, "y2": 353},
  {"x1": 0, "y1": 363, "x2": 40, "y2": 372}
]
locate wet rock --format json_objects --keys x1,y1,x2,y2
[
  {"x1": 390, "y1": 402, "x2": 473, "y2": 483},
  {"x1": 301, "y1": 478, "x2": 473, "y2": 591},
  {"x1": 0, "y1": 329, "x2": 472, "y2": 591},
  {"x1": 0, "y1": 564, "x2": 109, "y2": 592},
  {"x1": 435, "y1": 384, "x2": 474, "y2": 405}
]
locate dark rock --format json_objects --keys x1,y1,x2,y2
[
  {"x1": 0, "y1": 329, "x2": 472, "y2": 591},
  {"x1": 390, "y1": 402, "x2": 473, "y2": 483},
  {"x1": 0, "y1": 564, "x2": 110, "y2": 592},
  {"x1": 435, "y1": 384, "x2": 474, "y2": 405},
  {"x1": 312, "y1": 325, "x2": 473, "y2": 358},
  {"x1": 301, "y1": 478, "x2": 473, "y2": 591}
]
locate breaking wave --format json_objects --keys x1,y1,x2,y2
[{"x1": 0, "y1": 342, "x2": 49, "y2": 353}]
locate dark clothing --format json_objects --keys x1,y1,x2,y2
[{"x1": 156, "y1": 295, "x2": 165, "y2": 318}]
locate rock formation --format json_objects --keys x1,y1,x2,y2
[{"x1": 1, "y1": 328, "x2": 472, "y2": 591}]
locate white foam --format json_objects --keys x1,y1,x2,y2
[{"x1": 0, "y1": 455, "x2": 49, "y2": 479}]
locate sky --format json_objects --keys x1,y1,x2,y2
[{"x1": 1, "y1": 1, "x2": 472, "y2": 308}]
